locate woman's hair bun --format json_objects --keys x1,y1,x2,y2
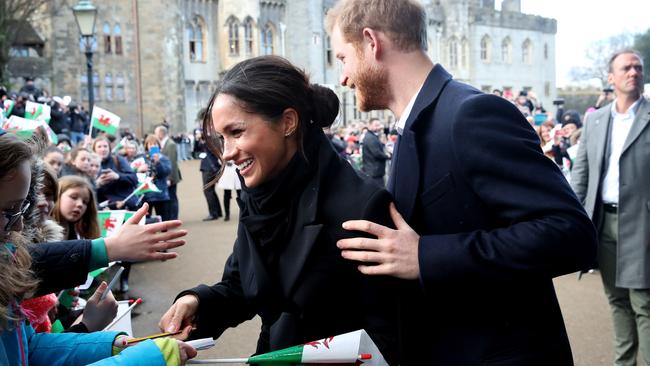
[{"x1": 309, "y1": 84, "x2": 340, "y2": 128}]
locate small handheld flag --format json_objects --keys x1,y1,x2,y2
[{"x1": 91, "y1": 106, "x2": 121, "y2": 135}]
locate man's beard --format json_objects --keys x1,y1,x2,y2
[{"x1": 354, "y1": 60, "x2": 390, "y2": 112}]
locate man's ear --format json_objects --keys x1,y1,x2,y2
[
  {"x1": 281, "y1": 108, "x2": 299, "y2": 137},
  {"x1": 362, "y1": 28, "x2": 382, "y2": 60}
]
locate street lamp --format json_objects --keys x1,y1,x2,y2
[{"x1": 73, "y1": 0, "x2": 98, "y2": 118}]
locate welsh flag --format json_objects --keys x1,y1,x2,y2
[
  {"x1": 98, "y1": 210, "x2": 127, "y2": 237},
  {"x1": 130, "y1": 157, "x2": 147, "y2": 172},
  {"x1": 2, "y1": 115, "x2": 43, "y2": 140},
  {"x1": 186, "y1": 330, "x2": 388, "y2": 365},
  {"x1": 91, "y1": 106, "x2": 121, "y2": 135},
  {"x1": 40, "y1": 121, "x2": 58, "y2": 144},
  {"x1": 134, "y1": 176, "x2": 161, "y2": 195},
  {"x1": 24, "y1": 101, "x2": 51, "y2": 122},
  {"x1": 136, "y1": 172, "x2": 148, "y2": 185},
  {"x1": 3, "y1": 100, "x2": 15, "y2": 117}
]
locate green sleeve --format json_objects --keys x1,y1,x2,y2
[
  {"x1": 89, "y1": 238, "x2": 109, "y2": 271},
  {"x1": 154, "y1": 338, "x2": 181, "y2": 366}
]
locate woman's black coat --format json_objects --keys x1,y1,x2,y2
[{"x1": 181, "y1": 134, "x2": 399, "y2": 363}]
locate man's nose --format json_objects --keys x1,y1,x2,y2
[{"x1": 340, "y1": 74, "x2": 349, "y2": 87}]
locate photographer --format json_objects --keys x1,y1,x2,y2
[
  {"x1": 552, "y1": 110, "x2": 582, "y2": 168},
  {"x1": 595, "y1": 86, "x2": 616, "y2": 109},
  {"x1": 49, "y1": 97, "x2": 71, "y2": 135},
  {"x1": 67, "y1": 102, "x2": 88, "y2": 145}
]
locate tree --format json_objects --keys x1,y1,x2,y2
[
  {"x1": 0, "y1": 0, "x2": 54, "y2": 84},
  {"x1": 568, "y1": 33, "x2": 634, "y2": 88},
  {"x1": 633, "y1": 28, "x2": 650, "y2": 83}
]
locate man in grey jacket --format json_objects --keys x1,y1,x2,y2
[{"x1": 571, "y1": 49, "x2": 650, "y2": 366}]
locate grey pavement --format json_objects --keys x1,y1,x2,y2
[{"x1": 131, "y1": 160, "x2": 615, "y2": 365}]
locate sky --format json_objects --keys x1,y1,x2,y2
[{"x1": 517, "y1": 0, "x2": 650, "y2": 87}]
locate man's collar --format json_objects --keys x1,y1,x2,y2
[
  {"x1": 394, "y1": 85, "x2": 423, "y2": 135},
  {"x1": 611, "y1": 96, "x2": 643, "y2": 117}
]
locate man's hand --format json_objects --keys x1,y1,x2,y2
[
  {"x1": 337, "y1": 203, "x2": 420, "y2": 280},
  {"x1": 159, "y1": 294, "x2": 199, "y2": 340},
  {"x1": 104, "y1": 203, "x2": 187, "y2": 262}
]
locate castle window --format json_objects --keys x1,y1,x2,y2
[
  {"x1": 226, "y1": 16, "x2": 240, "y2": 56},
  {"x1": 522, "y1": 39, "x2": 532, "y2": 64},
  {"x1": 114, "y1": 24, "x2": 122, "y2": 55},
  {"x1": 261, "y1": 23, "x2": 274, "y2": 56},
  {"x1": 461, "y1": 38, "x2": 469, "y2": 69},
  {"x1": 103, "y1": 22, "x2": 112, "y2": 54},
  {"x1": 501, "y1": 37, "x2": 512, "y2": 64},
  {"x1": 243, "y1": 17, "x2": 254, "y2": 56},
  {"x1": 116, "y1": 73, "x2": 126, "y2": 101},
  {"x1": 326, "y1": 36, "x2": 333, "y2": 66},
  {"x1": 188, "y1": 15, "x2": 206, "y2": 62},
  {"x1": 448, "y1": 37, "x2": 458, "y2": 69},
  {"x1": 93, "y1": 72, "x2": 100, "y2": 101},
  {"x1": 104, "y1": 73, "x2": 113, "y2": 101},
  {"x1": 544, "y1": 43, "x2": 548, "y2": 60},
  {"x1": 480, "y1": 35, "x2": 491, "y2": 63}
]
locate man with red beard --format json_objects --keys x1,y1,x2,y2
[{"x1": 327, "y1": 1, "x2": 597, "y2": 365}]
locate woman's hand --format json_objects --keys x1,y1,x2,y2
[
  {"x1": 158, "y1": 294, "x2": 199, "y2": 340},
  {"x1": 104, "y1": 203, "x2": 187, "y2": 262},
  {"x1": 81, "y1": 281, "x2": 119, "y2": 332}
]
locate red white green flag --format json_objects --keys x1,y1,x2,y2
[
  {"x1": 134, "y1": 176, "x2": 161, "y2": 195},
  {"x1": 91, "y1": 106, "x2": 121, "y2": 135},
  {"x1": 24, "y1": 101, "x2": 51, "y2": 121},
  {"x1": 3, "y1": 100, "x2": 15, "y2": 117},
  {"x1": 97, "y1": 210, "x2": 127, "y2": 237},
  {"x1": 130, "y1": 157, "x2": 147, "y2": 172},
  {"x1": 186, "y1": 330, "x2": 387, "y2": 365},
  {"x1": 2, "y1": 115, "x2": 43, "y2": 140}
]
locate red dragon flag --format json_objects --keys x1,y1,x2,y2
[{"x1": 91, "y1": 106, "x2": 121, "y2": 135}]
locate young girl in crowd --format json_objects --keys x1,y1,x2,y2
[
  {"x1": 0, "y1": 130, "x2": 196, "y2": 365},
  {"x1": 88, "y1": 152, "x2": 102, "y2": 179},
  {"x1": 61, "y1": 146, "x2": 92, "y2": 178},
  {"x1": 93, "y1": 136, "x2": 139, "y2": 210},
  {"x1": 52, "y1": 175, "x2": 100, "y2": 241},
  {"x1": 43, "y1": 146, "x2": 65, "y2": 177}
]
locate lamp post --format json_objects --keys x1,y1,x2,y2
[{"x1": 72, "y1": 0, "x2": 98, "y2": 128}]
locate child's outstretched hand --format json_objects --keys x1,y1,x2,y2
[{"x1": 82, "y1": 281, "x2": 119, "y2": 332}]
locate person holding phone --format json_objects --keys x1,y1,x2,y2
[
  {"x1": 93, "y1": 136, "x2": 139, "y2": 210},
  {"x1": 140, "y1": 135, "x2": 172, "y2": 222}
]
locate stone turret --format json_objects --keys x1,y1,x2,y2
[{"x1": 501, "y1": 0, "x2": 521, "y2": 13}]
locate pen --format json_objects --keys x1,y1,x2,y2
[
  {"x1": 126, "y1": 330, "x2": 182, "y2": 345},
  {"x1": 100, "y1": 265, "x2": 124, "y2": 301},
  {"x1": 104, "y1": 298, "x2": 142, "y2": 330}
]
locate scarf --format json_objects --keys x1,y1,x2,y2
[{"x1": 239, "y1": 133, "x2": 320, "y2": 268}]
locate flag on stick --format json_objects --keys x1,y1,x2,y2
[
  {"x1": 91, "y1": 106, "x2": 121, "y2": 135},
  {"x1": 98, "y1": 210, "x2": 127, "y2": 237},
  {"x1": 24, "y1": 101, "x2": 51, "y2": 121},
  {"x1": 3, "y1": 100, "x2": 15, "y2": 117},
  {"x1": 186, "y1": 330, "x2": 387, "y2": 365},
  {"x1": 2, "y1": 115, "x2": 43, "y2": 140},
  {"x1": 113, "y1": 136, "x2": 128, "y2": 152},
  {"x1": 133, "y1": 176, "x2": 161, "y2": 195},
  {"x1": 130, "y1": 157, "x2": 147, "y2": 172}
]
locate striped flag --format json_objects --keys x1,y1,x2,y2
[
  {"x1": 3, "y1": 100, "x2": 15, "y2": 117},
  {"x1": 2, "y1": 115, "x2": 43, "y2": 140},
  {"x1": 24, "y1": 101, "x2": 51, "y2": 121},
  {"x1": 91, "y1": 106, "x2": 121, "y2": 135},
  {"x1": 134, "y1": 176, "x2": 161, "y2": 195}
]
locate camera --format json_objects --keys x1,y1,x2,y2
[
  {"x1": 603, "y1": 87, "x2": 614, "y2": 93},
  {"x1": 552, "y1": 98, "x2": 565, "y2": 106}
]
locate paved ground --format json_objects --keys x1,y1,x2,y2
[{"x1": 131, "y1": 160, "x2": 616, "y2": 365}]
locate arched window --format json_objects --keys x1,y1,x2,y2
[
  {"x1": 103, "y1": 22, "x2": 112, "y2": 54},
  {"x1": 116, "y1": 73, "x2": 125, "y2": 101},
  {"x1": 114, "y1": 24, "x2": 122, "y2": 55},
  {"x1": 261, "y1": 23, "x2": 274, "y2": 56},
  {"x1": 448, "y1": 37, "x2": 458, "y2": 69},
  {"x1": 226, "y1": 16, "x2": 240, "y2": 56},
  {"x1": 501, "y1": 37, "x2": 512, "y2": 64},
  {"x1": 105, "y1": 73, "x2": 113, "y2": 101},
  {"x1": 480, "y1": 35, "x2": 491, "y2": 62},
  {"x1": 461, "y1": 38, "x2": 469, "y2": 68},
  {"x1": 243, "y1": 17, "x2": 254, "y2": 56},
  {"x1": 188, "y1": 15, "x2": 206, "y2": 62},
  {"x1": 522, "y1": 39, "x2": 532, "y2": 64},
  {"x1": 544, "y1": 43, "x2": 548, "y2": 60}
]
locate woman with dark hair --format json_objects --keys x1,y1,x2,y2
[{"x1": 160, "y1": 56, "x2": 398, "y2": 363}]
